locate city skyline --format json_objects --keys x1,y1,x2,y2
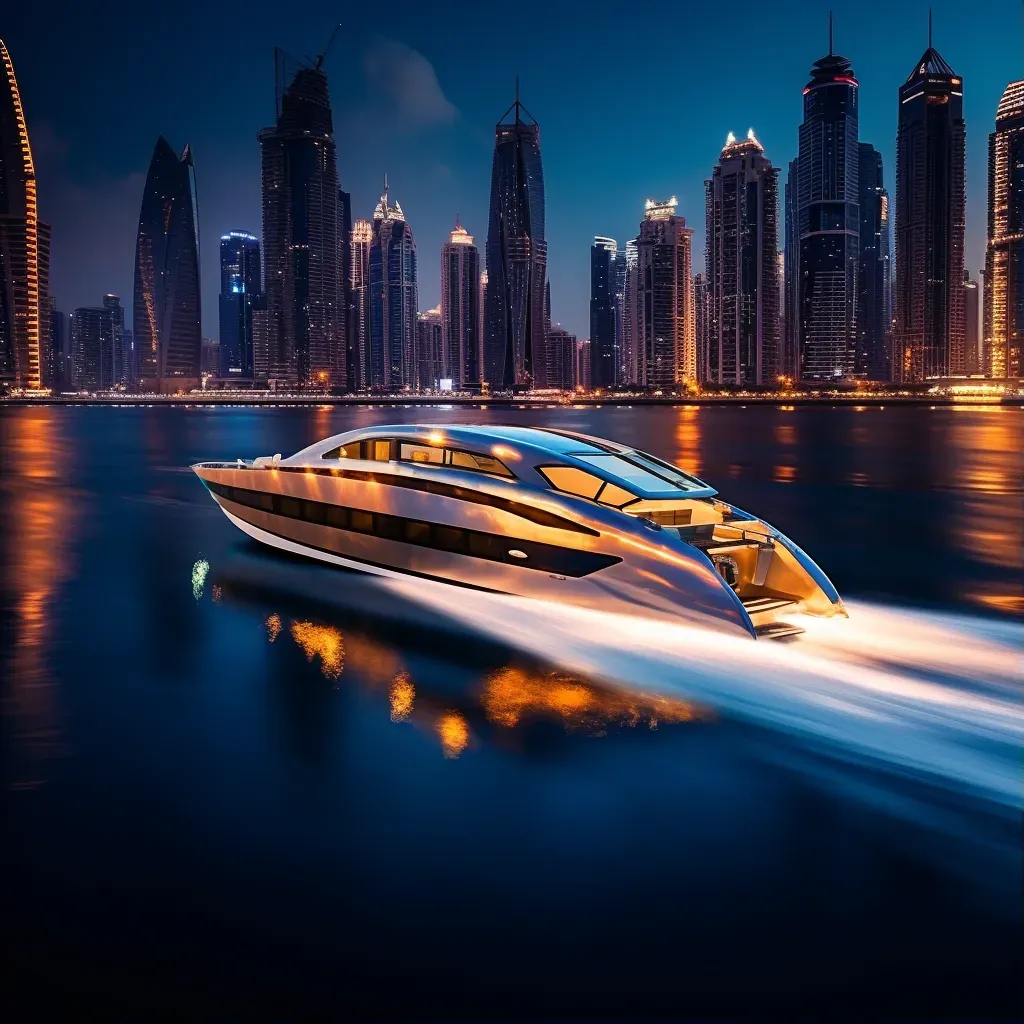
[{"x1": 3, "y1": 1, "x2": 1018, "y2": 346}]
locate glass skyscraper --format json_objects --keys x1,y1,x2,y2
[
  {"x1": 441, "y1": 222, "x2": 481, "y2": 388},
  {"x1": 484, "y1": 90, "x2": 547, "y2": 390},
  {"x1": 984, "y1": 79, "x2": 1024, "y2": 378},
  {"x1": 259, "y1": 49, "x2": 346, "y2": 390},
  {"x1": 369, "y1": 187, "x2": 418, "y2": 391},
  {"x1": 0, "y1": 38, "x2": 51, "y2": 390},
  {"x1": 133, "y1": 137, "x2": 201, "y2": 393},
  {"x1": 349, "y1": 219, "x2": 372, "y2": 391},
  {"x1": 590, "y1": 237, "x2": 617, "y2": 388},
  {"x1": 857, "y1": 143, "x2": 892, "y2": 379},
  {"x1": 704, "y1": 130, "x2": 780, "y2": 386},
  {"x1": 218, "y1": 231, "x2": 262, "y2": 379},
  {"x1": 894, "y1": 39, "x2": 966, "y2": 382},
  {"x1": 795, "y1": 34, "x2": 860, "y2": 380}
]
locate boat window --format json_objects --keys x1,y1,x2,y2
[
  {"x1": 447, "y1": 449, "x2": 514, "y2": 477},
  {"x1": 573, "y1": 454, "x2": 684, "y2": 492},
  {"x1": 596, "y1": 482, "x2": 637, "y2": 508},
  {"x1": 367, "y1": 439, "x2": 393, "y2": 461},
  {"x1": 400, "y1": 442, "x2": 444, "y2": 466},
  {"x1": 537, "y1": 465, "x2": 605, "y2": 500},
  {"x1": 626, "y1": 451, "x2": 706, "y2": 489},
  {"x1": 320, "y1": 445, "x2": 350, "y2": 460}
]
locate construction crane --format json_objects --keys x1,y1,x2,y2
[{"x1": 314, "y1": 24, "x2": 342, "y2": 71}]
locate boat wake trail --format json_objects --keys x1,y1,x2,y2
[{"x1": 383, "y1": 578, "x2": 1024, "y2": 812}]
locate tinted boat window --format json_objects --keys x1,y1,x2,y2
[
  {"x1": 597, "y1": 482, "x2": 637, "y2": 508},
  {"x1": 572, "y1": 454, "x2": 678, "y2": 491},
  {"x1": 448, "y1": 449, "x2": 514, "y2": 477},
  {"x1": 320, "y1": 445, "x2": 350, "y2": 459},
  {"x1": 400, "y1": 442, "x2": 444, "y2": 466},
  {"x1": 537, "y1": 466, "x2": 604, "y2": 500},
  {"x1": 626, "y1": 450, "x2": 706, "y2": 489}
]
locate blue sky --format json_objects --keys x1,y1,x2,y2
[{"x1": 5, "y1": 0, "x2": 1021, "y2": 341}]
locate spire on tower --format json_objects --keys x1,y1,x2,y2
[{"x1": 828, "y1": 10, "x2": 834, "y2": 55}]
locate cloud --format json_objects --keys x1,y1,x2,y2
[{"x1": 363, "y1": 39, "x2": 457, "y2": 128}]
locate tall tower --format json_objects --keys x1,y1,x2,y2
[
  {"x1": 484, "y1": 86, "x2": 547, "y2": 390},
  {"x1": 590, "y1": 237, "x2": 617, "y2": 388},
  {"x1": 857, "y1": 143, "x2": 892, "y2": 379},
  {"x1": 704, "y1": 129, "x2": 780, "y2": 386},
  {"x1": 70, "y1": 295, "x2": 123, "y2": 391},
  {"x1": 133, "y1": 137, "x2": 201, "y2": 393},
  {"x1": 218, "y1": 231, "x2": 262, "y2": 379},
  {"x1": 984, "y1": 79, "x2": 1024, "y2": 378},
  {"x1": 415, "y1": 307, "x2": 443, "y2": 390},
  {"x1": 349, "y1": 219, "x2": 372, "y2": 390},
  {"x1": 633, "y1": 198, "x2": 694, "y2": 388},
  {"x1": 0, "y1": 39, "x2": 51, "y2": 390},
  {"x1": 440, "y1": 221, "x2": 481, "y2": 388},
  {"x1": 621, "y1": 239, "x2": 639, "y2": 385},
  {"x1": 893, "y1": 28, "x2": 966, "y2": 381},
  {"x1": 259, "y1": 48, "x2": 345, "y2": 390},
  {"x1": 368, "y1": 184, "x2": 418, "y2": 390},
  {"x1": 795, "y1": 20, "x2": 860, "y2": 380},
  {"x1": 782, "y1": 158, "x2": 800, "y2": 380}
]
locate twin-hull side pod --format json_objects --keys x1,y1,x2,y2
[{"x1": 193, "y1": 424, "x2": 847, "y2": 639}]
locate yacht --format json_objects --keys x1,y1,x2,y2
[{"x1": 193, "y1": 424, "x2": 845, "y2": 640}]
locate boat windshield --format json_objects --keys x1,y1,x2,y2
[{"x1": 573, "y1": 452, "x2": 706, "y2": 492}]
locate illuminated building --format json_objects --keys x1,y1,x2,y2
[
  {"x1": 349, "y1": 219, "x2": 372, "y2": 390},
  {"x1": 415, "y1": 307, "x2": 443, "y2": 390},
  {"x1": 369, "y1": 184, "x2": 418, "y2": 390},
  {"x1": 122, "y1": 328, "x2": 134, "y2": 388},
  {"x1": 71, "y1": 295, "x2": 124, "y2": 391},
  {"x1": 704, "y1": 130, "x2": 780, "y2": 386},
  {"x1": 133, "y1": 137, "x2": 201, "y2": 393},
  {"x1": 893, "y1": 33, "x2": 966, "y2": 381},
  {"x1": 259, "y1": 49, "x2": 346, "y2": 390},
  {"x1": 613, "y1": 246, "x2": 627, "y2": 382},
  {"x1": 621, "y1": 239, "x2": 639, "y2": 384},
  {"x1": 963, "y1": 273, "x2": 982, "y2": 374},
  {"x1": 483, "y1": 87, "x2": 547, "y2": 389},
  {"x1": 545, "y1": 324, "x2": 576, "y2": 389},
  {"x1": 576, "y1": 338, "x2": 591, "y2": 389},
  {"x1": 795, "y1": 23, "x2": 860, "y2": 380},
  {"x1": 48, "y1": 298, "x2": 67, "y2": 389},
  {"x1": 782, "y1": 158, "x2": 800, "y2": 380},
  {"x1": 693, "y1": 273, "x2": 709, "y2": 383},
  {"x1": 338, "y1": 188, "x2": 352, "y2": 390},
  {"x1": 440, "y1": 221, "x2": 481, "y2": 388},
  {"x1": 218, "y1": 231, "x2": 262, "y2": 379},
  {"x1": 633, "y1": 197, "x2": 695, "y2": 388},
  {"x1": 252, "y1": 306, "x2": 269, "y2": 383},
  {"x1": 478, "y1": 269, "x2": 487, "y2": 375},
  {"x1": 590, "y1": 236, "x2": 618, "y2": 387},
  {"x1": 983, "y1": 79, "x2": 1024, "y2": 378},
  {"x1": 0, "y1": 38, "x2": 51, "y2": 390},
  {"x1": 857, "y1": 143, "x2": 892, "y2": 379}
]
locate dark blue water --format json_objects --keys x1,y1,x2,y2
[{"x1": 3, "y1": 404, "x2": 1022, "y2": 1018}]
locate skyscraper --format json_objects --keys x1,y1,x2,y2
[
  {"x1": 218, "y1": 231, "x2": 262, "y2": 379},
  {"x1": 0, "y1": 38, "x2": 51, "y2": 390},
  {"x1": 984, "y1": 79, "x2": 1024, "y2": 378},
  {"x1": 590, "y1": 237, "x2": 617, "y2": 388},
  {"x1": 857, "y1": 143, "x2": 892, "y2": 379},
  {"x1": 783, "y1": 158, "x2": 800, "y2": 380},
  {"x1": 71, "y1": 295, "x2": 124, "y2": 391},
  {"x1": 633, "y1": 198, "x2": 695, "y2": 388},
  {"x1": 133, "y1": 137, "x2": 201, "y2": 393},
  {"x1": 963, "y1": 273, "x2": 982, "y2": 374},
  {"x1": 546, "y1": 325, "x2": 577, "y2": 389},
  {"x1": 350, "y1": 219, "x2": 372, "y2": 390},
  {"x1": 441, "y1": 221, "x2": 481, "y2": 388},
  {"x1": 621, "y1": 239, "x2": 639, "y2": 384},
  {"x1": 415, "y1": 307, "x2": 443, "y2": 390},
  {"x1": 338, "y1": 187, "x2": 353, "y2": 390},
  {"x1": 368, "y1": 185, "x2": 418, "y2": 390},
  {"x1": 484, "y1": 89, "x2": 547, "y2": 390},
  {"x1": 693, "y1": 273, "x2": 710, "y2": 385},
  {"x1": 704, "y1": 129, "x2": 780, "y2": 386},
  {"x1": 259, "y1": 49, "x2": 346, "y2": 389},
  {"x1": 893, "y1": 32, "x2": 966, "y2": 381},
  {"x1": 795, "y1": 25, "x2": 860, "y2": 380}
]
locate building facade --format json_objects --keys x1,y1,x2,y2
[
  {"x1": 349, "y1": 219, "x2": 372, "y2": 391},
  {"x1": 133, "y1": 137, "x2": 201, "y2": 392},
  {"x1": 546, "y1": 325, "x2": 577, "y2": 389},
  {"x1": 0, "y1": 38, "x2": 51, "y2": 390},
  {"x1": 782, "y1": 158, "x2": 800, "y2": 381},
  {"x1": 693, "y1": 273, "x2": 709, "y2": 386},
  {"x1": 795, "y1": 40, "x2": 860, "y2": 379},
  {"x1": 703, "y1": 130, "x2": 780, "y2": 386},
  {"x1": 590, "y1": 236, "x2": 617, "y2": 388},
  {"x1": 483, "y1": 91, "x2": 547, "y2": 390},
  {"x1": 621, "y1": 239, "x2": 639, "y2": 384},
  {"x1": 963, "y1": 273, "x2": 982, "y2": 374},
  {"x1": 984, "y1": 79, "x2": 1024, "y2": 378},
  {"x1": 857, "y1": 143, "x2": 892, "y2": 379},
  {"x1": 440, "y1": 222, "x2": 481, "y2": 388},
  {"x1": 893, "y1": 42, "x2": 966, "y2": 381},
  {"x1": 633, "y1": 198, "x2": 695, "y2": 389},
  {"x1": 415, "y1": 307, "x2": 443, "y2": 390},
  {"x1": 259, "y1": 51, "x2": 346, "y2": 389},
  {"x1": 71, "y1": 295, "x2": 124, "y2": 391},
  {"x1": 368, "y1": 187, "x2": 418, "y2": 390},
  {"x1": 218, "y1": 231, "x2": 262, "y2": 380}
]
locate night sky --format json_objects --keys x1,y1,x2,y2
[{"x1": 5, "y1": 0, "x2": 1021, "y2": 342}]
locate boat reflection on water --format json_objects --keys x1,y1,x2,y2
[{"x1": 207, "y1": 555, "x2": 703, "y2": 761}]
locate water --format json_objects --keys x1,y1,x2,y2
[{"x1": 3, "y1": 404, "x2": 1022, "y2": 1017}]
